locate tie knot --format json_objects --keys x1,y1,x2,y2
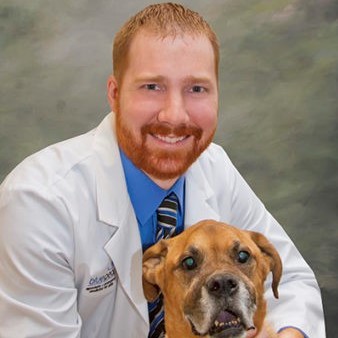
[{"x1": 158, "y1": 193, "x2": 178, "y2": 212}]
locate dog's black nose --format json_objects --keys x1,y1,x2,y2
[{"x1": 206, "y1": 274, "x2": 239, "y2": 297}]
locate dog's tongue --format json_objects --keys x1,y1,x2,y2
[
  {"x1": 214, "y1": 310, "x2": 256, "y2": 332},
  {"x1": 216, "y1": 310, "x2": 237, "y2": 324}
]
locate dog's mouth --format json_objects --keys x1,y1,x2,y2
[
  {"x1": 190, "y1": 309, "x2": 252, "y2": 337},
  {"x1": 208, "y1": 310, "x2": 245, "y2": 337}
]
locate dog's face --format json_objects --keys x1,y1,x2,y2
[{"x1": 143, "y1": 220, "x2": 282, "y2": 338}]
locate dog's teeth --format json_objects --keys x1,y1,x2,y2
[{"x1": 213, "y1": 316, "x2": 242, "y2": 332}]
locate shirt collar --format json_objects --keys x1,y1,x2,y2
[{"x1": 119, "y1": 149, "x2": 185, "y2": 225}]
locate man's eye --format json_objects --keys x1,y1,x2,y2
[
  {"x1": 145, "y1": 84, "x2": 159, "y2": 91},
  {"x1": 182, "y1": 256, "x2": 197, "y2": 270},
  {"x1": 190, "y1": 86, "x2": 206, "y2": 93}
]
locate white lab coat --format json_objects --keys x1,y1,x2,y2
[{"x1": 0, "y1": 113, "x2": 325, "y2": 338}]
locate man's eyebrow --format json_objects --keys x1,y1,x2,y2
[
  {"x1": 183, "y1": 75, "x2": 214, "y2": 85},
  {"x1": 134, "y1": 75, "x2": 166, "y2": 84},
  {"x1": 133, "y1": 74, "x2": 214, "y2": 84}
]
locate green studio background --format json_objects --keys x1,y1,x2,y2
[{"x1": 1, "y1": 0, "x2": 337, "y2": 335}]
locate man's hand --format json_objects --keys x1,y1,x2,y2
[
  {"x1": 246, "y1": 326, "x2": 304, "y2": 338},
  {"x1": 246, "y1": 327, "x2": 258, "y2": 338},
  {"x1": 277, "y1": 328, "x2": 304, "y2": 338}
]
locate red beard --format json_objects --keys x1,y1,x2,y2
[{"x1": 116, "y1": 113, "x2": 215, "y2": 180}]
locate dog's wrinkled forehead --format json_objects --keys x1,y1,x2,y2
[
  {"x1": 167, "y1": 221, "x2": 260, "y2": 266},
  {"x1": 175, "y1": 221, "x2": 252, "y2": 247}
]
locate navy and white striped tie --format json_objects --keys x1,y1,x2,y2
[{"x1": 148, "y1": 193, "x2": 178, "y2": 338}]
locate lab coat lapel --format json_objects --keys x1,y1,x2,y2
[
  {"x1": 103, "y1": 205, "x2": 149, "y2": 326},
  {"x1": 185, "y1": 156, "x2": 220, "y2": 227},
  {"x1": 93, "y1": 114, "x2": 148, "y2": 327}
]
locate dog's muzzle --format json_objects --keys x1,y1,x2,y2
[{"x1": 185, "y1": 273, "x2": 256, "y2": 338}]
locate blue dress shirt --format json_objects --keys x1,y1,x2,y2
[{"x1": 119, "y1": 149, "x2": 185, "y2": 251}]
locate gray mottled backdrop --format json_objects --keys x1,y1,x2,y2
[{"x1": 1, "y1": 0, "x2": 337, "y2": 335}]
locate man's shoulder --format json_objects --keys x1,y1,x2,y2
[
  {"x1": 187, "y1": 142, "x2": 234, "y2": 182},
  {"x1": 197, "y1": 142, "x2": 231, "y2": 165},
  {"x1": 2, "y1": 128, "x2": 97, "y2": 192}
]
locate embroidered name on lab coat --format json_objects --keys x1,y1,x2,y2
[{"x1": 86, "y1": 263, "x2": 116, "y2": 293}]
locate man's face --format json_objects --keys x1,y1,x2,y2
[{"x1": 108, "y1": 30, "x2": 218, "y2": 187}]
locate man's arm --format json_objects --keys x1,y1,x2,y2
[{"x1": 0, "y1": 184, "x2": 80, "y2": 337}]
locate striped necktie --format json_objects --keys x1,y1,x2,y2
[{"x1": 148, "y1": 193, "x2": 178, "y2": 338}]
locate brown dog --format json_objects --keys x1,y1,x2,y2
[{"x1": 142, "y1": 220, "x2": 282, "y2": 338}]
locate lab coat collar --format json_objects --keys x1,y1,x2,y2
[
  {"x1": 92, "y1": 113, "x2": 148, "y2": 325},
  {"x1": 185, "y1": 154, "x2": 220, "y2": 226},
  {"x1": 93, "y1": 113, "x2": 129, "y2": 226}
]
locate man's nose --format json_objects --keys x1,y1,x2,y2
[{"x1": 157, "y1": 91, "x2": 190, "y2": 125}]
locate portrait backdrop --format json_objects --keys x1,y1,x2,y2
[{"x1": 1, "y1": 0, "x2": 337, "y2": 335}]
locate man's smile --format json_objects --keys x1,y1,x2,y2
[{"x1": 151, "y1": 134, "x2": 189, "y2": 144}]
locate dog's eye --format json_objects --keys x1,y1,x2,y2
[
  {"x1": 182, "y1": 257, "x2": 197, "y2": 270},
  {"x1": 237, "y1": 250, "x2": 250, "y2": 264}
]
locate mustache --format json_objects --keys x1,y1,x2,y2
[{"x1": 141, "y1": 123, "x2": 203, "y2": 140}]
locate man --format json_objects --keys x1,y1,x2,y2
[{"x1": 0, "y1": 3, "x2": 325, "y2": 338}]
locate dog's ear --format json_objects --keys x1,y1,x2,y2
[
  {"x1": 249, "y1": 231, "x2": 283, "y2": 299},
  {"x1": 142, "y1": 240, "x2": 168, "y2": 302}
]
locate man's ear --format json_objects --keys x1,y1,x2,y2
[
  {"x1": 142, "y1": 240, "x2": 168, "y2": 302},
  {"x1": 107, "y1": 75, "x2": 119, "y2": 112},
  {"x1": 249, "y1": 231, "x2": 283, "y2": 299}
]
